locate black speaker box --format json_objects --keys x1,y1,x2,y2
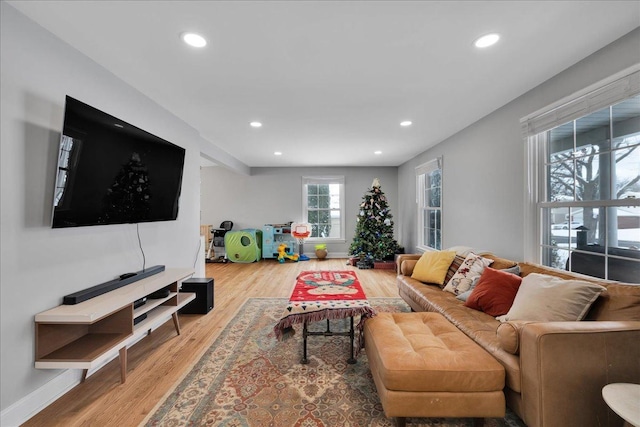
[{"x1": 179, "y1": 278, "x2": 214, "y2": 314}]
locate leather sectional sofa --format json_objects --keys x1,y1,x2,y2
[{"x1": 394, "y1": 251, "x2": 640, "y2": 427}]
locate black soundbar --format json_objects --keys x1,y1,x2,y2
[{"x1": 63, "y1": 265, "x2": 166, "y2": 305}]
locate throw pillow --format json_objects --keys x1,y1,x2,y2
[
  {"x1": 443, "y1": 253, "x2": 493, "y2": 295},
  {"x1": 464, "y1": 267, "x2": 522, "y2": 316},
  {"x1": 496, "y1": 320, "x2": 536, "y2": 355},
  {"x1": 444, "y1": 255, "x2": 466, "y2": 289},
  {"x1": 497, "y1": 273, "x2": 606, "y2": 322},
  {"x1": 456, "y1": 265, "x2": 521, "y2": 302},
  {"x1": 501, "y1": 265, "x2": 521, "y2": 275},
  {"x1": 411, "y1": 250, "x2": 457, "y2": 285}
]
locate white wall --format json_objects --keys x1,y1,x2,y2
[
  {"x1": 397, "y1": 27, "x2": 640, "y2": 259},
  {"x1": 0, "y1": 3, "x2": 205, "y2": 421},
  {"x1": 200, "y1": 166, "x2": 399, "y2": 256}
]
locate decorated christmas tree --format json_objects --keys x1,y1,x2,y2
[
  {"x1": 349, "y1": 178, "x2": 401, "y2": 266},
  {"x1": 103, "y1": 152, "x2": 151, "y2": 223}
]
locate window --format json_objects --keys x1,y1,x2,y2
[
  {"x1": 523, "y1": 68, "x2": 640, "y2": 283},
  {"x1": 302, "y1": 176, "x2": 345, "y2": 241},
  {"x1": 416, "y1": 158, "x2": 442, "y2": 250}
]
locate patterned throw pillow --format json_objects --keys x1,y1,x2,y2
[
  {"x1": 443, "y1": 255, "x2": 466, "y2": 289},
  {"x1": 443, "y1": 253, "x2": 493, "y2": 295}
]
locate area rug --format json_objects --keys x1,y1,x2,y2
[{"x1": 143, "y1": 298, "x2": 526, "y2": 427}]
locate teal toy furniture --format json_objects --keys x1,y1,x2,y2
[
  {"x1": 225, "y1": 229, "x2": 263, "y2": 263},
  {"x1": 262, "y1": 224, "x2": 296, "y2": 259}
]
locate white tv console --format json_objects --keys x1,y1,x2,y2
[{"x1": 34, "y1": 268, "x2": 195, "y2": 383}]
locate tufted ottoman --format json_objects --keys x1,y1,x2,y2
[{"x1": 364, "y1": 312, "x2": 505, "y2": 427}]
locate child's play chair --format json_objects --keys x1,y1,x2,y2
[{"x1": 206, "y1": 220, "x2": 233, "y2": 262}]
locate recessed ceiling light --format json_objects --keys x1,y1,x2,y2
[
  {"x1": 274, "y1": 151, "x2": 282, "y2": 156},
  {"x1": 181, "y1": 32, "x2": 207, "y2": 48},
  {"x1": 374, "y1": 151, "x2": 382, "y2": 155},
  {"x1": 474, "y1": 33, "x2": 500, "y2": 48},
  {"x1": 400, "y1": 121, "x2": 412, "y2": 127},
  {"x1": 250, "y1": 121, "x2": 262, "y2": 128}
]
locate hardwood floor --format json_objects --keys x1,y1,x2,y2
[{"x1": 22, "y1": 259, "x2": 398, "y2": 427}]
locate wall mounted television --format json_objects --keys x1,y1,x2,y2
[{"x1": 51, "y1": 96, "x2": 186, "y2": 228}]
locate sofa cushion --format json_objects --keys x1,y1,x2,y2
[
  {"x1": 411, "y1": 250, "x2": 456, "y2": 285},
  {"x1": 585, "y1": 282, "x2": 640, "y2": 321},
  {"x1": 363, "y1": 312, "x2": 505, "y2": 393},
  {"x1": 443, "y1": 253, "x2": 493, "y2": 295},
  {"x1": 464, "y1": 267, "x2": 522, "y2": 317},
  {"x1": 396, "y1": 275, "x2": 523, "y2": 392},
  {"x1": 498, "y1": 273, "x2": 606, "y2": 322}
]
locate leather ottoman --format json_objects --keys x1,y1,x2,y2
[{"x1": 364, "y1": 312, "x2": 505, "y2": 426}]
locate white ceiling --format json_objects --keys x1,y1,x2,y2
[{"x1": 8, "y1": 1, "x2": 640, "y2": 168}]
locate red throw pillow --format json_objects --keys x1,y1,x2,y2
[{"x1": 464, "y1": 267, "x2": 522, "y2": 317}]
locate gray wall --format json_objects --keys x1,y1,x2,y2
[
  {"x1": 397, "y1": 27, "x2": 640, "y2": 260},
  {"x1": 200, "y1": 166, "x2": 399, "y2": 256},
  {"x1": 0, "y1": 3, "x2": 203, "y2": 414}
]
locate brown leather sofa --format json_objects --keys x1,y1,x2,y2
[{"x1": 395, "y1": 253, "x2": 640, "y2": 427}]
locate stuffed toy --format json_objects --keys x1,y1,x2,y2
[{"x1": 277, "y1": 243, "x2": 299, "y2": 263}]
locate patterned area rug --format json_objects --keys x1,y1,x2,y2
[{"x1": 144, "y1": 298, "x2": 526, "y2": 427}]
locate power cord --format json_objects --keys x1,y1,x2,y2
[
  {"x1": 193, "y1": 236, "x2": 202, "y2": 269},
  {"x1": 136, "y1": 223, "x2": 146, "y2": 271}
]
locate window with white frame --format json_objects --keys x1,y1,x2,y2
[
  {"x1": 416, "y1": 158, "x2": 442, "y2": 250},
  {"x1": 302, "y1": 176, "x2": 345, "y2": 241},
  {"x1": 522, "y1": 68, "x2": 640, "y2": 283}
]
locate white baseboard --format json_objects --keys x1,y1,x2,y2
[
  {"x1": 1, "y1": 369, "x2": 82, "y2": 427},
  {"x1": 0, "y1": 333, "x2": 150, "y2": 427}
]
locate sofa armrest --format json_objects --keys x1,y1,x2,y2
[
  {"x1": 395, "y1": 254, "x2": 421, "y2": 275},
  {"x1": 519, "y1": 321, "x2": 640, "y2": 427}
]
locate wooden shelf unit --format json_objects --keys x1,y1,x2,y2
[{"x1": 35, "y1": 268, "x2": 195, "y2": 382}]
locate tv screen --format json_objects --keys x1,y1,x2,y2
[{"x1": 52, "y1": 96, "x2": 186, "y2": 228}]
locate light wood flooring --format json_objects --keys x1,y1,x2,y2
[{"x1": 22, "y1": 258, "x2": 398, "y2": 427}]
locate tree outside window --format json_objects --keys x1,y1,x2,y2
[
  {"x1": 541, "y1": 96, "x2": 640, "y2": 282},
  {"x1": 303, "y1": 176, "x2": 344, "y2": 240}
]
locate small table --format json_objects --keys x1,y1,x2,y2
[
  {"x1": 602, "y1": 383, "x2": 640, "y2": 427},
  {"x1": 274, "y1": 270, "x2": 376, "y2": 364}
]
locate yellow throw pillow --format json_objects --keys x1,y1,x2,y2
[{"x1": 411, "y1": 250, "x2": 457, "y2": 285}]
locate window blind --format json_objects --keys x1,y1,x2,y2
[
  {"x1": 520, "y1": 67, "x2": 640, "y2": 137},
  {"x1": 414, "y1": 157, "x2": 442, "y2": 176},
  {"x1": 302, "y1": 176, "x2": 344, "y2": 186}
]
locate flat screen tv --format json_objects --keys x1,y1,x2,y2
[{"x1": 51, "y1": 96, "x2": 186, "y2": 228}]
